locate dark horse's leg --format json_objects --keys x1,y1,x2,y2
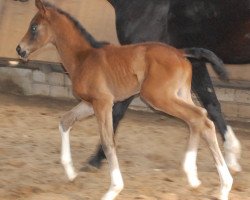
[
  {"x1": 191, "y1": 60, "x2": 241, "y2": 172},
  {"x1": 87, "y1": 96, "x2": 134, "y2": 168}
]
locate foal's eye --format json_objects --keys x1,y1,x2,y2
[{"x1": 31, "y1": 24, "x2": 38, "y2": 33}]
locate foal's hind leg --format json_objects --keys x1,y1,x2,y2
[
  {"x1": 141, "y1": 88, "x2": 232, "y2": 199},
  {"x1": 183, "y1": 129, "x2": 201, "y2": 188},
  {"x1": 59, "y1": 101, "x2": 94, "y2": 180},
  {"x1": 178, "y1": 83, "x2": 202, "y2": 187},
  {"x1": 191, "y1": 61, "x2": 241, "y2": 172}
]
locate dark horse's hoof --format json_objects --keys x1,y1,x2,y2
[
  {"x1": 80, "y1": 155, "x2": 104, "y2": 172},
  {"x1": 84, "y1": 146, "x2": 107, "y2": 170},
  {"x1": 88, "y1": 155, "x2": 103, "y2": 168}
]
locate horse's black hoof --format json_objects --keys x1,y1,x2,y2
[
  {"x1": 87, "y1": 155, "x2": 103, "y2": 169},
  {"x1": 80, "y1": 156, "x2": 104, "y2": 172}
]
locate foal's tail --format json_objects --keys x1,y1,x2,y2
[{"x1": 183, "y1": 48, "x2": 229, "y2": 81}]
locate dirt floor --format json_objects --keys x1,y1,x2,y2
[{"x1": 0, "y1": 93, "x2": 249, "y2": 200}]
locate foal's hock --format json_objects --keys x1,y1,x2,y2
[{"x1": 16, "y1": 1, "x2": 233, "y2": 200}]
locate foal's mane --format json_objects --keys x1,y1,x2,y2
[{"x1": 44, "y1": 2, "x2": 109, "y2": 48}]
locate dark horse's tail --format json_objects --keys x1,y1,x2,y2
[{"x1": 183, "y1": 48, "x2": 229, "y2": 81}]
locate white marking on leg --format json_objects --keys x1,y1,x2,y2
[
  {"x1": 183, "y1": 150, "x2": 201, "y2": 188},
  {"x1": 102, "y1": 168, "x2": 124, "y2": 200},
  {"x1": 203, "y1": 122, "x2": 233, "y2": 200},
  {"x1": 224, "y1": 125, "x2": 242, "y2": 172},
  {"x1": 59, "y1": 124, "x2": 77, "y2": 181},
  {"x1": 217, "y1": 163, "x2": 233, "y2": 200}
]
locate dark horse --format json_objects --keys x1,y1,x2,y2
[{"x1": 89, "y1": 0, "x2": 250, "y2": 171}]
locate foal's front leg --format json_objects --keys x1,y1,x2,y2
[
  {"x1": 59, "y1": 101, "x2": 94, "y2": 181},
  {"x1": 93, "y1": 99, "x2": 124, "y2": 200},
  {"x1": 88, "y1": 96, "x2": 134, "y2": 168}
]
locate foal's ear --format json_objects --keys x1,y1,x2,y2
[{"x1": 35, "y1": 0, "x2": 47, "y2": 16}]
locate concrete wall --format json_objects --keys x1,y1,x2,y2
[
  {"x1": 0, "y1": 64, "x2": 249, "y2": 120},
  {"x1": 0, "y1": 66, "x2": 73, "y2": 99}
]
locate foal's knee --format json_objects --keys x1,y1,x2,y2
[{"x1": 59, "y1": 112, "x2": 75, "y2": 132}]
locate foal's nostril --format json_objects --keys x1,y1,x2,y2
[
  {"x1": 16, "y1": 45, "x2": 27, "y2": 58},
  {"x1": 20, "y1": 50, "x2": 27, "y2": 58},
  {"x1": 16, "y1": 45, "x2": 21, "y2": 54}
]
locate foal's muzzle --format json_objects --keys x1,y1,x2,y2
[{"x1": 16, "y1": 45, "x2": 27, "y2": 59}]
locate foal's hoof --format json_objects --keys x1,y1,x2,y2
[
  {"x1": 190, "y1": 179, "x2": 202, "y2": 189},
  {"x1": 228, "y1": 163, "x2": 242, "y2": 174},
  {"x1": 67, "y1": 172, "x2": 78, "y2": 182},
  {"x1": 224, "y1": 125, "x2": 242, "y2": 174},
  {"x1": 225, "y1": 152, "x2": 242, "y2": 173},
  {"x1": 63, "y1": 164, "x2": 78, "y2": 181}
]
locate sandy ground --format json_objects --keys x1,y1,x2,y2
[{"x1": 0, "y1": 93, "x2": 249, "y2": 200}]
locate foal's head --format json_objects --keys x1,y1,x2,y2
[{"x1": 16, "y1": 0, "x2": 53, "y2": 60}]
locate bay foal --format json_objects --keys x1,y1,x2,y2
[{"x1": 17, "y1": 1, "x2": 232, "y2": 199}]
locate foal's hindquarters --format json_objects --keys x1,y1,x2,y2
[
  {"x1": 139, "y1": 47, "x2": 233, "y2": 200},
  {"x1": 59, "y1": 45, "x2": 232, "y2": 200}
]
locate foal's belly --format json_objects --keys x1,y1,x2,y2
[{"x1": 112, "y1": 80, "x2": 141, "y2": 102}]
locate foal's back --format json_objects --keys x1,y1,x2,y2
[{"x1": 73, "y1": 42, "x2": 191, "y2": 102}]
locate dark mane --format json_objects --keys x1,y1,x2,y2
[{"x1": 44, "y1": 2, "x2": 109, "y2": 48}]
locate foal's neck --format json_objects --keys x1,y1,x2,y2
[{"x1": 51, "y1": 12, "x2": 93, "y2": 78}]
